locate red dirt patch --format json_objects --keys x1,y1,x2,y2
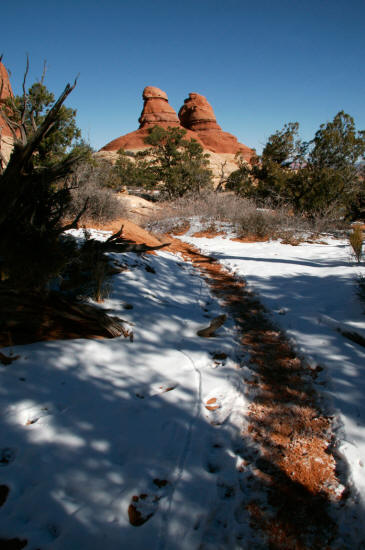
[
  {"x1": 231, "y1": 235, "x2": 270, "y2": 243},
  {"x1": 192, "y1": 230, "x2": 226, "y2": 238},
  {"x1": 170, "y1": 221, "x2": 191, "y2": 236}
]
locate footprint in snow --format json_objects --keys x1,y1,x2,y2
[
  {"x1": 209, "y1": 351, "x2": 228, "y2": 369},
  {"x1": 217, "y1": 478, "x2": 236, "y2": 500},
  {"x1": 0, "y1": 447, "x2": 16, "y2": 466},
  {"x1": 128, "y1": 479, "x2": 170, "y2": 526},
  {"x1": 206, "y1": 440, "x2": 225, "y2": 474}
]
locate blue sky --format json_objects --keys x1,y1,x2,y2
[{"x1": 2, "y1": 0, "x2": 364, "y2": 153}]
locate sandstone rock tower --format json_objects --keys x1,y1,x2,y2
[
  {"x1": 138, "y1": 86, "x2": 180, "y2": 128},
  {"x1": 101, "y1": 86, "x2": 201, "y2": 152},
  {"x1": 99, "y1": 86, "x2": 254, "y2": 180},
  {"x1": 178, "y1": 92, "x2": 252, "y2": 160}
]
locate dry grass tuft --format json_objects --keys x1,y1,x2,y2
[{"x1": 349, "y1": 225, "x2": 364, "y2": 263}]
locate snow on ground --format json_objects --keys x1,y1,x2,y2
[
  {"x1": 181, "y1": 230, "x2": 365, "y2": 520},
  {"x1": 2, "y1": 226, "x2": 365, "y2": 548},
  {"x1": 0, "y1": 230, "x2": 258, "y2": 549}
]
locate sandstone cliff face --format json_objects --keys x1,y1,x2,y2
[
  {"x1": 0, "y1": 61, "x2": 16, "y2": 166},
  {"x1": 178, "y1": 92, "x2": 253, "y2": 160}
]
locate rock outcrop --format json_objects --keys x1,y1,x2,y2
[
  {"x1": 138, "y1": 86, "x2": 180, "y2": 128},
  {"x1": 102, "y1": 86, "x2": 201, "y2": 152},
  {"x1": 178, "y1": 93, "x2": 253, "y2": 160},
  {"x1": 99, "y1": 86, "x2": 254, "y2": 183},
  {"x1": 0, "y1": 61, "x2": 16, "y2": 167}
]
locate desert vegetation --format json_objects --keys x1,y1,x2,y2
[
  {"x1": 143, "y1": 190, "x2": 346, "y2": 241},
  {"x1": 110, "y1": 125, "x2": 213, "y2": 198},
  {"x1": 0, "y1": 60, "x2": 129, "y2": 344},
  {"x1": 349, "y1": 224, "x2": 364, "y2": 263},
  {"x1": 226, "y1": 112, "x2": 365, "y2": 221}
]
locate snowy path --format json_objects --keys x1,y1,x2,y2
[
  {"x1": 0, "y1": 232, "x2": 256, "y2": 549},
  {"x1": 1, "y1": 229, "x2": 365, "y2": 548},
  {"x1": 181, "y1": 232, "x2": 365, "y2": 545}
]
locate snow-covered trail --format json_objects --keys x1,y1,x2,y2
[
  {"x1": 181, "y1": 232, "x2": 365, "y2": 543},
  {"x1": 0, "y1": 233, "x2": 256, "y2": 549},
  {"x1": 1, "y1": 228, "x2": 365, "y2": 548}
]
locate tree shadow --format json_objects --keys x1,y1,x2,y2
[{"x1": 0, "y1": 248, "x2": 363, "y2": 549}]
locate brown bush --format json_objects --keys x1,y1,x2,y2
[
  {"x1": 143, "y1": 191, "x2": 338, "y2": 239},
  {"x1": 66, "y1": 160, "x2": 126, "y2": 224},
  {"x1": 349, "y1": 225, "x2": 364, "y2": 263}
]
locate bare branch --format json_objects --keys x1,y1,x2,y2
[
  {"x1": 40, "y1": 60, "x2": 47, "y2": 85},
  {"x1": 20, "y1": 55, "x2": 30, "y2": 127},
  {"x1": 7, "y1": 79, "x2": 78, "y2": 172},
  {"x1": 106, "y1": 225, "x2": 124, "y2": 243},
  {"x1": 59, "y1": 198, "x2": 89, "y2": 233},
  {"x1": 215, "y1": 160, "x2": 227, "y2": 192},
  {"x1": 30, "y1": 110, "x2": 37, "y2": 133}
]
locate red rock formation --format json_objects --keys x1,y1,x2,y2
[
  {"x1": 138, "y1": 86, "x2": 180, "y2": 128},
  {"x1": 101, "y1": 86, "x2": 203, "y2": 152},
  {"x1": 0, "y1": 61, "x2": 14, "y2": 139},
  {"x1": 179, "y1": 92, "x2": 220, "y2": 132},
  {"x1": 178, "y1": 92, "x2": 253, "y2": 160}
]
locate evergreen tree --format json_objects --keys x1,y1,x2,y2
[
  {"x1": 144, "y1": 126, "x2": 213, "y2": 198},
  {"x1": 227, "y1": 112, "x2": 365, "y2": 217},
  {"x1": 3, "y1": 79, "x2": 81, "y2": 167}
]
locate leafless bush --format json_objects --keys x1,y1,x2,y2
[
  {"x1": 142, "y1": 190, "x2": 347, "y2": 239},
  {"x1": 66, "y1": 160, "x2": 126, "y2": 224}
]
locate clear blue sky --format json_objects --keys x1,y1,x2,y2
[{"x1": 2, "y1": 0, "x2": 364, "y2": 153}]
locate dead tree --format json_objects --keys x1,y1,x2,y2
[{"x1": 215, "y1": 160, "x2": 227, "y2": 193}]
